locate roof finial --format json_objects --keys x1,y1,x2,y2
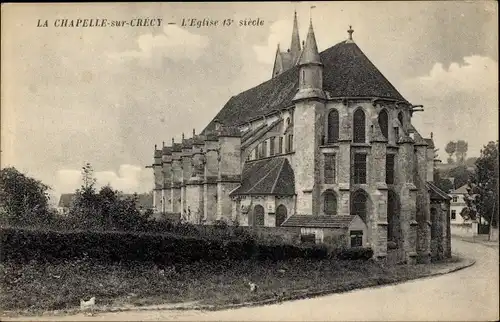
[
  {"x1": 162, "y1": 141, "x2": 165, "y2": 147},
  {"x1": 182, "y1": 133, "x2": 185, "y2": 140},
  {"x1": 154, "y1": 144, "x2": 157, "y2": 150},
  {"x1": 430, "y1": 132, "x2": 433, "y2": 139},
  {"x1": 347, "y1": 25, "x2": 354, "y2": 41},
  {"x1": 192, "y1": 128, "x2": 196, "y2": 136},
  {"x1": 171, "y1": 138, "x2": 174, "y2": 145}
]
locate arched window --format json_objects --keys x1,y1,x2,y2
[
  {"x1": 254, "y1": 205, "x2": 265, "y2": 227},
  {"x1": 398, "y1": 112, "x2": 404, "y2": 128},
  {"x1": 324, "y1": 190, "x2": 337, "y2": 216},
  {"x1": 351, "y1": 190, "x2": 368, "y2": 223},
  {"x1": 353, "y1": 109, "x2": 366, "y2": 143},
  {"x1": 327, "y1": 109, "x2": 339, "y2": 143},
  {"x1": 275, "y1": 205, "x2": 287, "y2": 226},
  {"x1": 378, "y1": 109, "x2": 389, "y2": 140}
]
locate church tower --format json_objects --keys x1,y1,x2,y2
[
  {"x1": 292, "y1": 19, "x2": 326, "y2": 215},
  {"x1": 272, "y1": 11, "x2": 302, "y2": 78}
]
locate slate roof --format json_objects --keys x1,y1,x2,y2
[
  {"x1": 230, "y1": 157, "x2": 295, "y2": 196},
  {"x1": 282, "y1": 215, "x2": 356, "y2": 228},
  {"x1": 202, "y1": 41, "x2": 407, "y2": 134},
  {"x1": 427, "y1": 182, "x2": 451, "y2": 201}
]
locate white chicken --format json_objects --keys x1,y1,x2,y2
[
  {"x1": 248, "y1": 282, "x2": 257, "y2": 292},
  {"x1": 80, "y1": 296, "x2": 96, "y2": 311}
]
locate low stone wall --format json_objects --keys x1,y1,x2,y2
[{"x1": 451, "y1": 222, "x2": 477, "y2": 238}]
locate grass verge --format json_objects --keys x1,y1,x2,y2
[{"x1": 0, "y1": 256, "x2": 463, "y2": 316}]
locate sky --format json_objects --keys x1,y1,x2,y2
[{"x1": 1, "y1": 2, "x2": 498, "y2": 204}]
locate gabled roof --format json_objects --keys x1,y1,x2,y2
[
  {"x1": 230, "y1": 157, "x2": 295, "y2": 196},
  {"x1": 451, "y1": 184, "x2": 469, "y2": 195},
  {"x1": 282, "y1": 215, "x2": 357, "y2": 228},
  {"x1": 58, "y1": 193, "x2": 76, "y2": 208},
  {"x1": 202, "y1": 41, "x2": 407, "y2": 134},
  {"x1": 427, "y1": 182, "x2": 451, "y2": 201}
]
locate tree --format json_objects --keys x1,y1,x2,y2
[
  {"x1": 0, "y1": 167, "x2": 54, "y2": 226},
  {"x1": 448, "y1": 165, "x2": 473, "y2": 190},
  {"x1": 456, "y1": 140, "x2": 468, "y2": 164},
  {"x1": 433, "y1": 169, "x2": 454, "y2": 193},
  {"x1": 465, "y1": 141, "x2": 499, "y2": 231},
  {"x1": 465, "y1": 157, "x2": 478, "y2": 168},
  {"x1": 445, "y1": 141, "x2": 457, "y2": 164}
]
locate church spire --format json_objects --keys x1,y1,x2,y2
[
  {"x1": 290, "y1": 10, "x2": 301, "y2": 63},
  {"x1": 298, "y1": 19, "x2": 321, "y2": 66}
]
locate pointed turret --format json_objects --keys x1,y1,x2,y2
[
  {"x1": 293, "y1": 19, "x2": 325, "y2": 102},
  {"x1": 290, "y1": 11, "x2": 301, "y2": 63},
  {"x1": 298, "y1": 19, "x2": 321, "y2": 66}
]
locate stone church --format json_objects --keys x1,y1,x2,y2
[{"x1": 149, "y1": 13, "x2": 451, "y2": 263}]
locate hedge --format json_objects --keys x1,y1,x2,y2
[{"x1": 0, "y1": 227, "x2": 328, "y2": 264}]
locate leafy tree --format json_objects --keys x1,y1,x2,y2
[
  {"x1": 0, "y1": 167, "x2": 54, "y2": 226},
  {"x1": 465, "y1": 157, "x2": 478, "y2": 167},
  {"x1": 465, "y1": 141, "x2": 499, "y2": 229},
  {"x1": 448, "y1": 165, "x2": 472, "y2": 190},
  {"x1": 433, "y1": 169, "x2": 454, "y2": 193},
  {"x1": 445, "y1": 141, "x2": 457, "y2": 164},
  {"x1": 456, "y1": 140, "x2": 468, "y2": 164}
]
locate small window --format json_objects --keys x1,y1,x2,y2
[
  {"x1": 451, "y1": 210, "x2": 456, "y2": 220},
  {"x1": 386, "y1": 154, "x2": 395, "y2": 184},
  {"x1": 350, "y1": 230, "x2": 363, "y2": 248},
  {"x1": 262, "y1": 140, "x2": 268, "y2": 158},
  {"x1": 270, "y1": 137, "x2": 276, "y2": 156},
  {"x1": 279, "y1": 137, "x2": 283, "y2": 154},
  {"x1": 353, "y1": 153, "x2": 367, "y2": 184},
  {"x1": 452, "y1": 196, "x2": 458, "y2": 203}
]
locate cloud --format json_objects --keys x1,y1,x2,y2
[
  {"x1": 107, "y1": 25, "x2": 210, "y2": 63},
  {"x1": 402, "y1": 55, "x2": 498, "y2": 158},
  {"x1": 55, "y1": 164, "x2": 153, "y2": 195}
]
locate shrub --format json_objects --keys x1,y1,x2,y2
[
  {"x1": 332, "y1": 247, "x2": 374, "y2": 261},
  {"x1": 0, "y1": 227, "x2": 329, "y2": 265}
]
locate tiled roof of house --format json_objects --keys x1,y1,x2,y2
[
  {"x1": 282, "y1": 215, "x2": 356, "y2": 228},
  {"x1": 427, "y1": 182, "x2": 451, "y2": 201},
  {"x1": 451, "y1": 184, "x2": 469, "y2": 195},
  {"x1": 58, "y1": 193, "x2": 76, "y2": 208},
  {"x1": 202, "y1": 41, "x2": 407, "y2": 134},
  {"x1": 230, "y1": 157, "x2": 295, "y2": 196}
]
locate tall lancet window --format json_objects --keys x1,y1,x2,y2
[
  {"x1": 378, "y1": 109, "x2": 389, "y2": 140},
  {"x1": 353, "y1": 109, "x2": 366, "y2": 143},
  {"x1": 327, "y1": 109, "x2": 339, "y2": 143}
]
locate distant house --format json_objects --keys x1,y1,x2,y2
[
  {"x1": 56, "y1": 192, "x2": 154, "y2": 215},
  {"x1": 57, "y1": 193, "x2": 75, "y2": 215},
  {"x1": 449, "y1": 184, "x2": 479, "y2": 238},
  {"x1": 449, "y1": 184, "x2": 470, "y2": 224}
]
